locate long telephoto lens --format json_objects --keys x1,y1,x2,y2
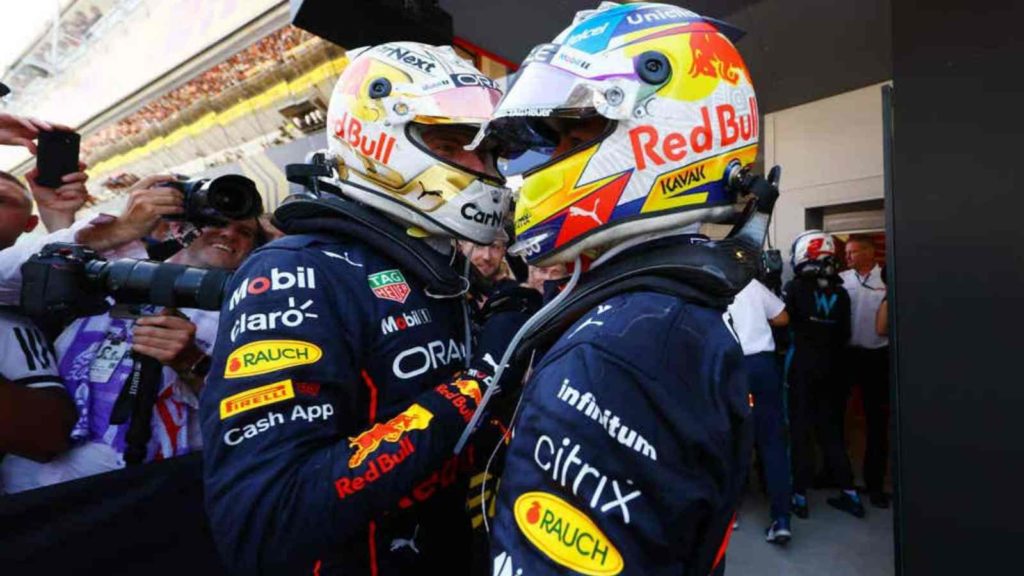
[{"x1": 84, "y1": 259, "x2": 232, "y2": 311}]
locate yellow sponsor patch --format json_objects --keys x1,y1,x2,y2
[
  {"x1": 514, "y1": 491, "x2": 624, "y2": 576},
  {"x1": 641, "y1": 144, "x2": 758, "y2": 213},
  {"x1": 224, "y1": 340, "x2": 322, "y2": 378},
  {"x1": 219, "y1": 380, "x2": 295, "y2": 420}
]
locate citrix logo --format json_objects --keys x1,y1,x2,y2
[
  {"x1": 461, "y1": 203, "x2": 502, "y2": 228},
  {"x1": 228, "y1": 267, "x2": 316, "y2": 311}
]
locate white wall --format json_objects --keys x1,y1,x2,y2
[{"x1": 765, "y1": 81, "x2": 891, "y2": 270}]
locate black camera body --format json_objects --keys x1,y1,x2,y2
[
  {"x1": 20, "y1": 243, "x2": 232, "y2": 321},
  {"x1": 165, "y1": 174, "x2": 263, "y2": 226}
]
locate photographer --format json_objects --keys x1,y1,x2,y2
[{"x1": 0, "y1": 175, "x2": 262, "y2": 492}]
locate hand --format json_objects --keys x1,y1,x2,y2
[
  {"x1": 26, "y1": 163, "x2": 93, "y2": 230},
  {"x1": 119, "y1": 174, "x2": 183, "y2": 234},
  {"x1": 131, "y1": 308, "x2": 202, "y2": 373},
  {"x1": 0, "y1": 113, "x2": 52, "y2": 153}
]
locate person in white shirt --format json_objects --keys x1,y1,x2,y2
[
  {"x1": 839, "y1": 236, "x2": 891, "y2": 509},
  {"x1": 0, "y1": 174, "x2": 261, "y2": 493},
  {"x1": 728, "y1": 278, "x2": 792, "y2": 545}
]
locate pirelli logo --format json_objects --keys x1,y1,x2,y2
[{"x1": 220, "y1": 380, "x2": 295, "y2": 420}]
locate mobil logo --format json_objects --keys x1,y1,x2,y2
[
  {"x1": 228, "y1": 267, "x2": 316, "y2": 311},
  {"x1": 333, "y1": 111, "x2": 397, "y2": 165},
  {"x1": 629, "y1": 99, "x2": 759, "y2": 171}
]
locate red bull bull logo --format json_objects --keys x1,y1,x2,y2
[
  {"x1": 452, "y1": 377, "x2": 483, "y2": 404},
  {"x1": 688, "y1": 29, "x2": 750, "y2": 85},
  {"x1": 347, "y1": 404, "x2": 433, "y2": 468}
]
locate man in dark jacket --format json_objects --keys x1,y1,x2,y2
[{"x1": 784, "y1": 230, "x2": 863, "y2": 519}]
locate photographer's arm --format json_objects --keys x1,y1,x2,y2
[
  {"x1": 0, "y1": 175, "x2": 181, "y2": 305},
  {"x1": 74, "y1": 175, "x2": 181, "y2": 252},
  {"x1": 0, "y1": 378, "x2": 75, "y2": 461}
]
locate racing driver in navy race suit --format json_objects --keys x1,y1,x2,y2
[
  {"x1": 470, "y1": 3, "x2": 782, "y2": 575},
  {"x1": 200, "y1": 42, "x2": 531, "y2": 575}
]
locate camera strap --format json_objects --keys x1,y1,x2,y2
[{"x1": 108, "y1": 351, "x2": 163, "y2": 465}]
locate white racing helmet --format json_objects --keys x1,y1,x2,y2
[{"x1": 325, "y1": 42, "x2": 511, "y2": 244}]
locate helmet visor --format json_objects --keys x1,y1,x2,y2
[
  {"x1": 412, "y1": 84, "x2": 502, "y2": 123},
  {"x1": 487, "y1": 114, "x2": 615, "y2": 176},
  {"x1": 407, "y1": 122, "x2": 504, "y2": 182}
]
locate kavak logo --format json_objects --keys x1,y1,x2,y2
[
  {"x1": 224, "y1": 340, "x2": 322, "y2": 378},
  {"x1": 368, "y1": 269, "x2": 411, "y2": 303},
  {"x1": 348, "y1": 404, "x2": 434, "y2": 468},
  {"x1": 514, "y1": 491, "x2": 624, "y2": 576},
  {"x1": 219, "y1": 379, "x2": 295, "y2": 419}
]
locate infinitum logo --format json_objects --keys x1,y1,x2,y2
[{"x1": 556, "y1": 379, "x2": 657, "y2": 461}]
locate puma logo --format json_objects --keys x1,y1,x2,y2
[
  {"x1": 568, "y1": 199, "x2": 602, "y2": 225},
  {"x1": 322, "y1": 250, "x2": 363, "y2": 268},
  {"x1": 390, "y1": 524, "x2": 420, "y2": 554},
  {"x1": 417, "y1": 189, "x2": 444, "y2": 200},
  {"x1": 569, "y1": 316, "x2": 604, "y2": 338}
]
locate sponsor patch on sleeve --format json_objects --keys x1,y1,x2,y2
[
  {"x1": 224, "y1": 340, "x2": 323, "y2": 378},
  {"x1": 220, "y1": 379, "x2": 295, "y2": 419},
  {"x1": 514, "y1": 491, "x2": 624, "y2": 576}
]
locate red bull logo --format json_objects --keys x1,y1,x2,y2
[
  {"x1": 452, "y1": 377, "x2": 483, "y2": 404},
  {"x1": 333, "y1": 111, "x2": 396, "y2": 165},
  {"x1": 348, "y1": 404, "x2": 433, "y2": 468},
  {"x1": 688, "y1": 29, "x2": 750, "y2": 85}
]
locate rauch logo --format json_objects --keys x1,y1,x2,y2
[
  {"x1": 224, "y1": 340, "x2": 323, "y2": 379},
  {"x1": 514, "y1": 491, "x2": 624, "y2": 576}
]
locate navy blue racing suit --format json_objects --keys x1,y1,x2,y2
[
  {"x1": 489, "y1": 290, "x2": 751, "y2": 576},
  {"x1": 201, "y1": 233, "x2": 483, "y2": 575}
]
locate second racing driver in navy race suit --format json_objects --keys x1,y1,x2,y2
[
  {"x1": 467, "y1": 3, "x2": 783, "y2": 575},
  {"x1": 200, "y1": 42, "x2": 531, "y2": 575}
]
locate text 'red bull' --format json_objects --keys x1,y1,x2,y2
[
  {"x1": 333, "y1": 111, "x2": 396, "y2": 165},
  {"x1": 434, "y1": 378, "x2": 482, "y2": 423},
  {"x1": 629, "y1": 99, "x2": 759, "y2": 171},
  {"x1": 347, "y1": 404, "x2": 433, "y2": 468}
]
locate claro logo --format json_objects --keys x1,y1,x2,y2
[
  {"x1": 514, "y1": 491, "x2": 624, "y2": 576},
  {"x1": 224, "y1": 340, "x2": 322, "y2": 378}
]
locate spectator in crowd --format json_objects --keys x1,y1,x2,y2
[
  {"x1": 0, "y1": 171, "x2": 77, "y2": 492},
  {"x1": 0, "y1": 174, "x2": 261, "y2": 492},
  {"x1": 727, "y1": 278, "x2": 793, "y2": 544},
  {"x1": 840, "y1": 236, "x2": 891, "y2": 508},
  {"x1": 463, "y1": 228, "x2": 513, "y2": 285},
  {"x1": 784, "y1": 231, "x2": 863, "y2": 518},
  {"x1": 525, "y1": 261, "x2": 568, "y2": 296},
  {"x1": 0, "y1": 115, "x2": 86, "y2": 493}
]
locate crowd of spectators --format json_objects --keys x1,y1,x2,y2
[{"x1": 82, "y1": 26, "x2": 317, "y2": 156}]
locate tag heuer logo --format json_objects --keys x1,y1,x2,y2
[{"x1": 368, "y1": 269, "x2": 411, "y2": 303}]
